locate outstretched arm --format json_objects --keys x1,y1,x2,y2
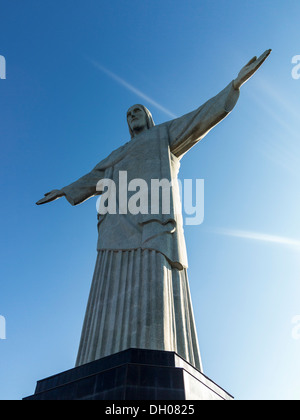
[
  {"x1": 36, "y1": 139, "x2": 128, "y2": 207},
  {"x1": 169, "y1": 49, "x2": 271, "y2": 158},
  {"x1": 36, "y1": 166, "x2": 105, "y2": 206}
]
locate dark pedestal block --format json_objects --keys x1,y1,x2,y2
[{"x1": 23, "y1": 348, "x2": 233, "y2": 400}]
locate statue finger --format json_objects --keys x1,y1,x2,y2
[
  {"x1": 36, "y1": 192, "x2": 56, "y2": 204},
  {"x1": 36, "y1": 197, "x2": 48, "y2": 205},
  {"x1": 257, "y1": 49, "x2": 272, "y2": 65},
  {"x1": 245, "y1": 56, "x2": 257, "y2": 67}
]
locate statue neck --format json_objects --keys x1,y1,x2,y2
[{"x1": 132, "y1": 125, "x2": 148, "y2": 137}]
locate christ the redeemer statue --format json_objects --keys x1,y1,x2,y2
[{"x1": 37, "y1": 50, "x2": 271, "y2": 371}]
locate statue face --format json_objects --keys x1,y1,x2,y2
[{"x1": 127, "y1": 106, "x2": 147, "y2": 132}]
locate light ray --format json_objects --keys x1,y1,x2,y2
[
  {"x1": 87, "y1": 59, "x2": 177, "y2": 119},
  {"x1": 210, "y1": 227, "x2": 300, "y2": 249}
]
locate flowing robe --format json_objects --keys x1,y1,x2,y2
[{"x1": 62, "y1": 82, "x2": 239, "y2": 371}]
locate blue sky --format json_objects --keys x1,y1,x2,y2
[{"x1": 1, "y1": 0, "x2": 300, "y2": 400}]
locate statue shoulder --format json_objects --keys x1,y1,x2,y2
[{"x1": 94, "y1": 141, "x2": 130, "y2": 171}]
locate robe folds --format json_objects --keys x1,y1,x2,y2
[{"x1": 61, "y1": 82, "x2": 239, "y2": 370}]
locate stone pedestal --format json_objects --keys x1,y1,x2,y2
[{"x1": 23, "y1": 348, "x2": 233, "y2": 400}]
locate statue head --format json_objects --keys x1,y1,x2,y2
[{"x1": 127, "y1": 104, "x2": 155, "y2": 138}]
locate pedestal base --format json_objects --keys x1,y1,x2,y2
[{"x1": 23, "y1": 348, "x2": 233, "y2": 400}]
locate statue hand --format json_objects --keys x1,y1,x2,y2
[
  {"x1": 36, "y1": 189, "x2": 64, "y2": 205},
  {"x1": 233, "y1": 49, "x2": 272, "y2": 90}
]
